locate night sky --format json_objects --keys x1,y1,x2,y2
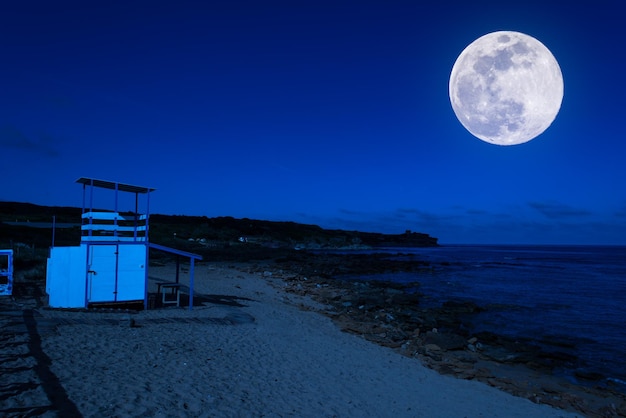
[{"x1": 1, "y1": 1, "x2": 625, "y2": 245}]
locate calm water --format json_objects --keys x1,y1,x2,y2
[{"x1": 341, "y1": 245, "x2": 626, "y2": 390}]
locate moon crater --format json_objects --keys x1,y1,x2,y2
[{"x1": 449, "y1": 31, "x2": 563, "y2": 146}]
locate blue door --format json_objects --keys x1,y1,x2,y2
[
  {"x1": 87, "y1": 245, "x2": 117, "y2": 302},
  {"x1": 116, "y1": 245, "x2": 146, "y2": 301}
]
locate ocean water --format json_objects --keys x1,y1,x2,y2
[{"x1": 341, "y1": 245, "x2": 626, "y2": 390}]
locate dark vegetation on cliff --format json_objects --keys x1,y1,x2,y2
[{"x1": 0, "y1": 201, "x2": 437, "y2": 261}]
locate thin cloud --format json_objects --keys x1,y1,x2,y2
[
  {"x1": 322, "y1": 207, "x2": 462, "y2": 234},
  {"x1": 466, "y1": 208, "x2": 488, "y2": 215},
  {"x1": 395, "y1": 208, "x2": 456, "y2": 222},
  {"x1": 528, "y1": 201, "x2": 591, "y2": 219},
  {"x1": 338, "y1": 208, "x2": 363, "y2": 216},
  {"x1": 396, "y1": 208, "x2": 421, "y2": 214},
  {"x1": 293, "y1": 204, "x2": 626, "y2": 245},
  {"x1": 0, "y1": 126, "x2": 60, "y2": 157},
  {"x1": 615, "y1": 203, "x2": 626, "y2": 219}
]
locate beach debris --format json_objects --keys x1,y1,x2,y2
[{"x1": 119, "y1": 314, "x2": 137, "y2": 328}]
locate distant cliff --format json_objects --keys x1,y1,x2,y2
[
  {"x1": 0, "y1": 202, "x2": 438, "y2": 250},
  {"x1": 149, "y1": 215, "x2": 438, "y2": 249}
]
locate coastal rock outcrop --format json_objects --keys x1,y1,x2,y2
[{"x1": 247, "y1": 254, "x2": 626, "y2": 418}]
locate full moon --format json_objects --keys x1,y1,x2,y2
[{"x1": 449, "y1": 31, "x2": 563, "y2": 146}]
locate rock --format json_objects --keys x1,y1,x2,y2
[
  {"x1": 424, "y1": 343, "x2": 442, "y2": 352},
  {"x1": 422, "y1": 331, "x2": 467, "y2": 351},
  {"x1": 120, "y1": 314, "x2": 136, "y2": 328},
  {"x1": 574, "y1": 370, "x2": 605, "y2": 381},
  {"x1": 422, "y1": 344, "x2": 443, "y2": 361},
  {"x1": 388, "y1": 293, "x2": 421, "y2": 306},
  {"x1": 384, "y1": 288, "x2": 404, "y2": 296},
  {"x1": 481, "y1": 346, "x2": 521, "y2": 363},
  {"x1": 371, "y1": 326, "x2": 388, "y2": 334},
  {"x1": 442, "y1": 300, "x2": 482, "y2": 313}
]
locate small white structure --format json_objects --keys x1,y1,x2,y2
[
  {"x1": 0, "y1": 249, "x2": 13, "y2": 296},
  {"x1": 46, "y1": 178, "x2": 152, "y2": 308},
  {"x1": 46, "y1": 178, "x2": 202, "y2": 310}
]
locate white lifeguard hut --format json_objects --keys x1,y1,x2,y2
[{"x1": 46, "y1": 177, "x2": 202, "y2": 310}]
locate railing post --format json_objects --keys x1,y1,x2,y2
[{"x1": 188, "y1": 258, "x2": 195, "y2": 311}]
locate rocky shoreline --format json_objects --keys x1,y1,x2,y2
[{"x1": 243, "y1": 251, "x2": 626, "y2": 418}]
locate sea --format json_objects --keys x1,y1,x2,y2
[{"x1": 337, "y1": 245, "x2": 626, "y2": 391}]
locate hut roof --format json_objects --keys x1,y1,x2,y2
[{"x1": 76, "y1": 177, "x2": 155, "y2": 194}]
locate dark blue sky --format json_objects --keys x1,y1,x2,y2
[{"x1": 1, "y1": 1, "x2": 625, "y2": 245}]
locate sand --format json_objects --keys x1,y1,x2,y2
[{"x1": 1, "y1": 262, "x2": 581, "y2": 417}]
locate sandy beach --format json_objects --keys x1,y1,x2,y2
[{"x1": 0, "y1": 261, "x2": 591, "y2": 417}]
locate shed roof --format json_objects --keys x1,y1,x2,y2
[
  {"x1": 148, "y1": 243, "x2": 203, "y2": 260},
  {"x1": 76, "y1": 177, "x2": 155, "y2": 194}
]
